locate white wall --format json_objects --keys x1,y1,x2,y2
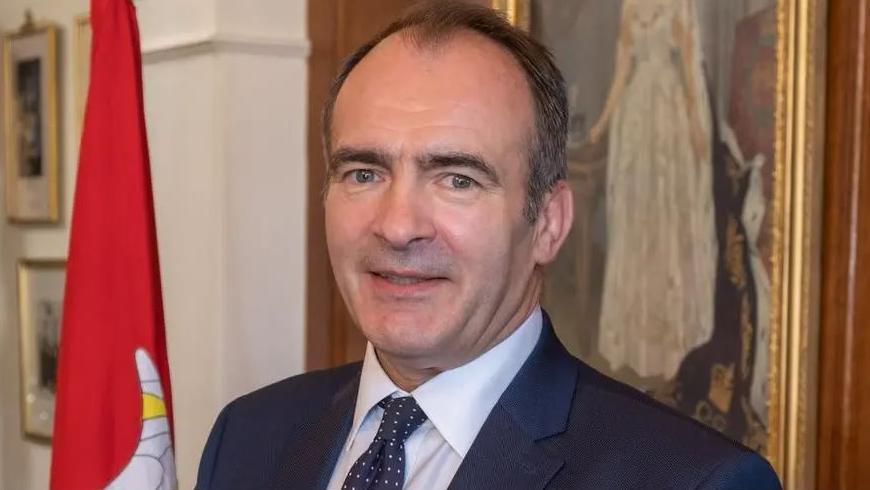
[{"x1": 0, "y1": 1, "x2": 309, "y2": 488}]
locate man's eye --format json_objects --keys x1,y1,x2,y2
[
  {"x1": 351, "y1": 169, "x2": 377, "y2": 184},
  {"x1": 449, "y1": 175, "x2": 476, "y2": 190}
]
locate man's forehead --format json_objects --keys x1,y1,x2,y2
[
  {"x1": 337, "y1": 29, "x2": 532, "y2": 109},
  {"x1": 327, "y1": 26, "x2": 539, "y2": 182}
]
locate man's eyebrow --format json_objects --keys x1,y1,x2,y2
[
  {"x1": 329, "y1": 146, "x2": 393, "y2": 172},
  {"x1": 416, "y1": 151, "x2": 501, "y2": 185}
]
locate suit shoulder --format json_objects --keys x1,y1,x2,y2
[
  {"x1": 697, "y1": 450, "x2": 782, "y2": 489},
  {"x1": 197, "y1": 363, "x2": 361, "y2": 489},
  {"x1": 574, "y1": 362, "x2": 750, "y2": 453},
  {"x1": 229, "y1": 362, "x2": 362, "y2": 416},
  {"x1": 556, "y1": 361, "x2": 772, "y2": 484},
  {"x1": 238, "y1": 362, "x2": 362, "y2": 402}
]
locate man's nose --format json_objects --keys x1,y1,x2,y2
[{"x1": 373, "y1": 180, "x2": 435, "y2": 249}]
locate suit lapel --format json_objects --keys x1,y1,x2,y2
[
  {"x1": 267, "y1": 368, "x2": 360, "y2": 490},
  {"x1": 448, "y1": 313, "x2": 578, "y2": 490},
  {"x1": 447, "y1": 404, "x2": 564, "y2": 490}
]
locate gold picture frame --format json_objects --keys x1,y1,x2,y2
[
  {"x1": 494, "y1": 1, "x2": 826, "y2": 488},
  {"x1": 2, "y1": 20, "x2": 60, "y2": 224},
  {"x1": 17, "y1": 258, "x2": 66, "y2": 441},
  {"x1": 491, "y1": 0, "x2": 530, "y2": 31},
  {"x1": 74, "y1": 14, "x2": 91, "y2": 141}
]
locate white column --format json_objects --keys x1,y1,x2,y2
[{"x1": 140, "y1": 1, "x2": 309, "y2": 486}]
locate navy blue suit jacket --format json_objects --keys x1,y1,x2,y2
[{"x1": 196, "y1": 315, "x2": 782, "y2": 489}]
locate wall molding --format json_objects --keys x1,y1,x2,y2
[{"x1": 142, "y1": 32, "x2": 311, "y2": 64}]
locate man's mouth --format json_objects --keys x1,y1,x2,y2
[
  {"x1": 368, "y1": 270, "x2": 447, "y2": 293},
  {"x1": 374, "y1": 273, "x2": 431, "y2": 285}
]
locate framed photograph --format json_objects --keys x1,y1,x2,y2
[
  {"x1": 74, "y1": 14, "x2": 91, "y2": 139},
  {"x1": 2, "y1": 23, "x2": 60, "y2": 223},
  {"x1": 494, "y1": 1, "x2": 826, "y2": 487},
  {"x1": 18, "y1": 259, "x2": 66, "y2": 441}
]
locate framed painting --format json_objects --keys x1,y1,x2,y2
[
  {"x1": 18, "y1": 259, "x2": 66, "y2": 441},
  {"x1": 2, "y1": 20, "x2": 60, "y2": 224},
  {"x1": 493, "y1": 0, "x2": 826, "y2": 487}
]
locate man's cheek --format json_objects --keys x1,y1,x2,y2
[{"x1": 444, "y1": 221, "x2": 508, "y2": 271}]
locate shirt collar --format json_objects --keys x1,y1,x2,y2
[
  {"x1": 347, "y1": 344, "x2": 404, "y2": 451},
  {"x1": 347, "y1": 307, "x2": 543, "y2": 457}
]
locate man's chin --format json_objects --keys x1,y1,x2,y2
[
  {"x1": 354, "y1": 304, "x2": 438, "y2": 330},
  {"x1": 359, "y1": 319, "x2": 452, "y2": 358}
]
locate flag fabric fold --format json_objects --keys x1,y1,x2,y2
[{"x1": 50, "y1": 0, "x2": 176, "y2": 488}]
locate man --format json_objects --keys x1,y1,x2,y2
[{"x1": 196, "y1": 2, "x2": 782, "y2": 489}]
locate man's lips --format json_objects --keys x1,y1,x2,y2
[
  {"x1": 374, "y1": 273, "x2": 430, "y2": 285},
  {"x1": 369, "y1": 270, "x2": 446, "y2": 283},
  {"x1": 366, "y1": 270, "x2": 448, "y2": 294}
]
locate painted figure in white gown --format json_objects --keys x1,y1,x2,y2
[
  {"x1": 722, "y1": 124, "x2": 770, "y2": 427},
  {"x1": 588, "y1": 0, "x2": 718, "y2": 380}
]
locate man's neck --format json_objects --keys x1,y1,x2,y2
[
  {"x1": 373, "y1": 293, "x2": 541, "y2": 392},
  {"x1": 376, "y1": 353, "x2": 442, "y2": 392}
]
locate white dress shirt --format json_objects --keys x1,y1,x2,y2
[{"x1": 325, "y1": 307, "x2": 543, "y2": 490}]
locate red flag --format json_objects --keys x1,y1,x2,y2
[{"x1": 50, "y1": 0, "x2": 176, "y2": 488}]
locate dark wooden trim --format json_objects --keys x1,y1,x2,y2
[
  {"x1": 816, "y1": 0, "x2": 870, "y2": 487},
  {"x1": 305, "y1": 0, "x2": 340, "y2": 371}
]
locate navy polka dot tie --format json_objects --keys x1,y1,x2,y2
[{"x1": 342, "y1": 396, "x2": 428, "y2": 490}]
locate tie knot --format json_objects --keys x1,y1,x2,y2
[{"x1": 376, "y1": 396, "x2": 427, "y2": 443}]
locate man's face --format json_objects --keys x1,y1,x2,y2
[{"x1": 325, "y1": 32, "x2": 563, "y2": 371}]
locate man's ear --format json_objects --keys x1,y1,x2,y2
[{"x1": 533, "y1": 180, "x2": 574, "y2": 265}]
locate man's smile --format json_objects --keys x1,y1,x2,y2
[{"x1": 366, "y1": 269, "x2": 449, "y2": 296}]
